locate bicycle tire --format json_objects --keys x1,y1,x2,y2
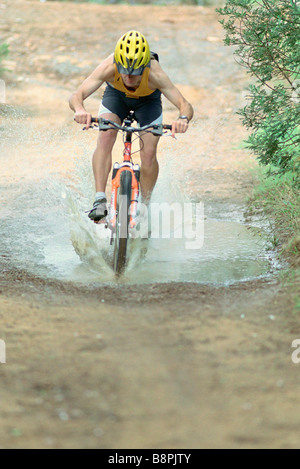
[{"x1": 113, "y1": 170, "x2": 132, "y2": 275}]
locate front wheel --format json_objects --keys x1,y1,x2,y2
[{"x1": 113, "y1": 170, "x2": 132, "y2": 275}]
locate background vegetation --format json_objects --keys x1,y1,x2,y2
[
  {"x1": 218, "y1": 0, "x2": 300, "y2": 183},
  {"x1": 250, "y1": 170, "x2": 300, "y2": 310},
  {"x1": 251, "y1": 171, "x2": 300, "y2": 264},
  {"x1": 219, "y1": 1, "x2": 299, "y2": 270}
]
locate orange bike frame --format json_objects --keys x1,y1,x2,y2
[{"x1": 109, "y1": 139, "x2": 140, "y2": 231}]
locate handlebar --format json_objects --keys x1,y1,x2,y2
[{"x1": 88, "y1": 117, "x2": 172, "y2": 135}]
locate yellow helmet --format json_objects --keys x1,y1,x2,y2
[{"x1": 114, "y1": 31, "x2": 150, "y2": 75}]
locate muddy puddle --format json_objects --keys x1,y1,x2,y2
[
  {"x1": 68, "y1": 221, "x2": 273, "y2": 286},
  {"x1": 0, "y1": 203, "x2": 274, "y2": 287}
]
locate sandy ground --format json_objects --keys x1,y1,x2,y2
[{"x1": 0, "y1": 0, "x2": 300, "y2": 449}]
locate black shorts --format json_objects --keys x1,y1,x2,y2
[{"x1": 99, "y1": 84, "x2": 163, "y2": 126}]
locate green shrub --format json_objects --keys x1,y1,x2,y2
[
  {"x1": 251, "y1": 169, "x2": 300, "y2": 264},
  {"x1": 218, "y1": 0, "x2": 300, "y2": 183}
]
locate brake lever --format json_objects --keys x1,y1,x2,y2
[{"x1": 82, "y1": 123, "x2": 99, "y2": 131}]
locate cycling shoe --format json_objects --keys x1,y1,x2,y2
[{"x1": 87, "y1": 197, "x2": 108, "y2": 222}]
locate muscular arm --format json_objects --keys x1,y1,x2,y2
[
  {"x1": 69, "y1": 54, "x2": 114, "y2": 126},
  {"x1": 150, "y1": 62, "x2": 194, "y2": 134}
]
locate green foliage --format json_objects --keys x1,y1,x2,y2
[
  {"x1": 218, "y1": 0, "x2": 300, "y2": 182},
  {"x1": 251, "y1": 168, "x2": 300, "y2": 264},
  {"x1": 0, "y1": 43, "x2": 8, "y2": 76}
]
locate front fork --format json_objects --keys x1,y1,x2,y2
[{"x1": 108, "y1": 163, "x2": 140, "y2": 234}]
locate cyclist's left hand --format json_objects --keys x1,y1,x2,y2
[{"x1": 171, "y1": 119, "x2": 189, "y2": 138}]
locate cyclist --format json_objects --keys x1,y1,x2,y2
[{"x1": 69, "y1": 30, "x2": 193, "y2": 222}]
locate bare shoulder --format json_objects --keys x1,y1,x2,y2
[
  {"x1": 91, "y1": 54, "x2": 115, "y2": 82},
  {"x1": 149, "y1": 59, "x2": 173, "y2": 90}
]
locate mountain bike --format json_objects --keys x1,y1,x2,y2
[{"x1": 86, "y1": 112, "x2": 172, "y2": 276}]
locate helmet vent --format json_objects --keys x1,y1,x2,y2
[{"x1": 115, "y1": 31, "x2": 150, "y2": 74}]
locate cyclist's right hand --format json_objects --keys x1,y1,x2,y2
[{"x1": 74, "y1": 109, "x2": 92, "y2": 129}]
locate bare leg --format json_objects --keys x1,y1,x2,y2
[
  {"x1": 139, "y1": 132, "x2": 160, "y2": 203},
  {"x1": 92, "y1": 113, "x2": 121, "y2": 193}
]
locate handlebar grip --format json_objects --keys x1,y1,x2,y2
[
  {"x1": 163, "y1": 125, "x2": 172, "y2": 130},
  {"x1": 91, "y1": 117, "x2": 99, "y2": 123}
]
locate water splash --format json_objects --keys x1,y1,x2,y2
[{"x1": 0, "y1": 108, "x2": 276, "y2": 286}]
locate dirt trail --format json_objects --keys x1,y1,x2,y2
[{"x1": 0, "y1": 0, "x2": 299, "y2": 449}]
